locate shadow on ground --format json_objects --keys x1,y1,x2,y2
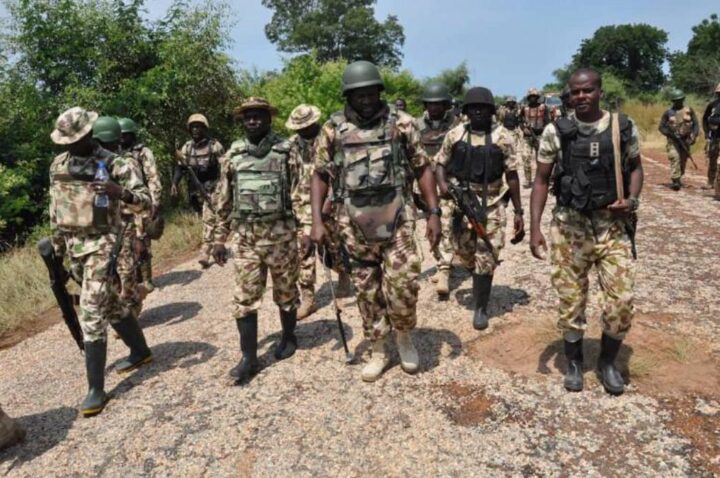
[
  {"x1": 141, "y1": 301, "x2": 202, "y2": 328},
  {"x1": 455, "y1": 284, "x2": 530, "y2": 317},
  {"x1": 537, "y1": 338, "x2": 635, "y2": 383},
  {"x1": 154, "y1": 270, "x2": 202, "y2": 289}
]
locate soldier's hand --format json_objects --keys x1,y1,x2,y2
[
  {"x1": 151, "y1": 204, "x2": 160, "y2": 219},
  {"x1": 530, "y1": 229, "x2": 547, "y2": 260},
  {"x1": 301, "y1": 234, "x2": 315, "y2": 259},
  {"x1": 607, "y1": 199, "x2": 631, "y2": 217},
  {"x1": 310, "y1": 222, "x2": 328, "y2": 245},
  {"x1": 94, "y1": 180, "x2": 124, "y2": 199},
  {"x1": 426, "y1": 214, "x2": 441, "y2": 249},
  {"x1": 688, "y1": 135, "x2": 696, "y2": 146},
  {"x1": 170, "y1": 184, "x2": 179, "y2": 198},
  {"x1": 212, "y1": 244, "x2": 228, "y2": 267},
  {"x1": 133, "y1": 237, "x2": 147, "y2": 258},
  {"x1": 511, "y1": 214, "x2": 525, "y2": 244}
]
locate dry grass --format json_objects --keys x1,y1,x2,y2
[
  {"x1": 624, "y1": 99, "x2": 707, "y2": 154},
  {"x1": 628, "y1": 352, "x2": 657, "y2": 379},
  {"x1": 662, "y1": 338, "x2": 694, "y2": 364},
  {"x1": 0, "y1": 211, "x2": 202, "y2": 335}
]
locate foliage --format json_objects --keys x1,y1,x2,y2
[
  {"x1": 669, "y1": 14, "x2": 720, "y2": 95},
  {"x1": 261, "y1": 0, "x2": 405, "y2": 68},
  {"x1": 424, "y1": 62, "x2": 470, "y2": 99},
  {"x1": 600, "y1": 72, "x2": 629, "y2": 110}
]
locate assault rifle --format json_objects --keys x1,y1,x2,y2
[
  {"x1": 446, "y1": 182, "x2": 499, "y2": 265},
  {"x1": 37, "y1": 239, "x2": 84, "y2": 352},
  {"x1": 174, "y1": 145, "x2": 216, "y2": 213},
  {"x1": 669, "y1": 133, "x2": 699, "y2": 170}
]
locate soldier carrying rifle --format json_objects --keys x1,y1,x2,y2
[{"x1": 659, "y1": 89, "x2": 699, "y2": 191}]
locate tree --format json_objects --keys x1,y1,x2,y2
[
  {"x1": 262, "y1": 0, "x2": 405, "y2": 68},
  {"x1": 670, "y1": 14, "x2": 720, "y2": 95},
  {"x1": 424, "y1": 62, "x2": 470, "y2": 99},
  {"x1": 570, "y1": 24, "x2": 668, "y2": 94}
]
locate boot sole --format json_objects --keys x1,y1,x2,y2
[
  {"x1": 116, "y1": 355, "x2": 153, "y2": 374},
  {"x1": 401, "y1": 364, "x2": 420, "y2": 374},
  {"x1": 563, "y1": 381, "x2": 583, "y2": 392},
  {"x1": 361, "y1": 363, "x2": 389, "y2": 382},
  {"x1": 602, "y1": 381, "x2": 625, "y2": 396},
  {"x1": 233, "y1": 366, "x2": 260, "y2": 385},
  {"x1": 81, "y1": 398, "x2": 109, "y2": 417}
]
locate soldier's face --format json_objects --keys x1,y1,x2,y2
[
  {"x1": 120, "y1": 132, "x2": 134, "y2": 149},
  {"x1": 569, "y1": 75, "x2": 601, "y2": 116},
  {"x1": 505, "y1": 101, "x2": 516, "y2": 109},
  {"x1": 190, "y1": 123, "x2": 207, "y2": 142},
  {"x1": 527, "y1": 95, "x2": 540, "y2": 106},
  {"x1": 242, "y1": 109, "x2": 271, "y2": 140},
  {"x1": 425, "y1": 101, "x2": 447, "y2": 119},
  {"x1": 395, "y1": 99, "x2": 406, "y2": 111},
  {"x1": 68, "y1": 132, "x2": 95, "y2": 156},
  {"x1": 298, "y1": 123, "x2": 320, "y2": 140},
  {"x1": 348, "y1": 86, "x2": 382, "y2": 119},
  {"x1": 465, "y1": 104, "x2": 494, "y2": 130},
  {"x1": 672, "y1": 99, "x2": 684, "y2": 109}
]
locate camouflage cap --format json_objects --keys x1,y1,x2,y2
[
  {"x1": 187, "y1": 113, "x2": 209, "y2": 129},
  {"x1": 505, "y1": 96, "x2": 517, "y2": 103},
  {"x1": 51, "y1": 107, "x2": 99, "y2": 145},
  {"x1": 234, "y1": 97, "x2": 278, "y2": 117},
  {"x1": 285, "y1": 104, "x2": 321, "y2": 130},
  {"x1": 526, "y1": 88, "x2": 540, "y2": 98}
]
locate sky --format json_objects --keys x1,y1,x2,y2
[{"x1": 3, "y1": 0, "x2": 718, "y2": 98}]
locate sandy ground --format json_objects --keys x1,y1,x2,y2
[{"x1": 1, "y1": 152, "x2": 719, "y2": 477}]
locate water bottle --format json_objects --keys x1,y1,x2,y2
[{"x1": 93, "y1": 160, "x2": 110, "y2": 228}]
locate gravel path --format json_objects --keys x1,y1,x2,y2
[{"x1": 1, "y1": 156, "x2": 718, "y2": 477}]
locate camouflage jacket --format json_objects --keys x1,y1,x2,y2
[
  {"x1": 176, "y1": 138, "x2": 225, "y2": 188},
  {"x1": 128, "y1": 144, "x2": 162, "y2": 207},
  {"x1": 659, "y1": 106, "x2": 699, "y2": 139},
  {"x1": 49, "y1": 144, "x2": 150, "y2": 258},
  {"x1": 415, "y1": 110, "x2": 460, "y2": 161},
  {"x1": 289, "y1": 133, "x2": 317, "y2": 235},
  {"x1": 214, "y1": 132, "x2": 301, "y2": 246}
]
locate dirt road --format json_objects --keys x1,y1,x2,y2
[{"x1": 1, "y1": 153, "x2": 718, "y2": 477}]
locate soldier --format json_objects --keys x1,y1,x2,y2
[
  {"x1": 520, "y1": 88, "x2": 550, "y2": 188},
  {"x1": 0, "y1": 405, "x2": 25, "y2": 450},
  {"x1": 119, "y1": 117, "x2": 162, "y2": 292},
  {"x1": 659, "y1": 90, "x2": 699, "y2": 191},
  {"x1": 701, "y1": 82, "x2": 720, "y2": 194},
  {"x1": 49, "y1": 107, "x2": 153, "y2": 416},
  {"x1": 435, "y1": 87, "x2": 525, "y2": 330},
  {"x1": 310, "y1": 61, "x2": 441, "y2": 382},
  {"x1": 285, "y1": 104, "x2": 352, "y2": 319},
  {"x1": 558, "y1": 86, "x2": 574, "y2": 119},
  {"x1": 496, "y1": 95, "x2": 523, "y2": 161},
  {"x1": 171, "y1": 114, "x2": 225, "y2": 267},
  {"x1": 211, "y1": 97, "x2": 301, "y2": 385},
  {"x1": 415, "y1": 82, "x2": 461, "y2": 297},
  {"x1": 394, "y1": 98, "x2": 407, "y2": 112},
  {"x1": 530, "y1": 68, "x2": 643, "y2": 395}
]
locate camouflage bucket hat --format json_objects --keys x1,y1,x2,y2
[
  {"x1": 234, "y1": 97, "x2": 278, "y2": 117},
  {"x1": 526, "y1": 87, "x2": 540, "y2": 98},
  {"x1": 285, "y1": 104, "x2": 321, "y2": 130},
  {"x1": 51, "y1": 107, "x2": 99, "y2": 145},
  {"x1": 187, "y1": 113, "x2": 209, "y2": 129}
]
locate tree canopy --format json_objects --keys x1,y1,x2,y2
[{"x1": 669, "y1": 14, "x2": 720, "y2": 95}]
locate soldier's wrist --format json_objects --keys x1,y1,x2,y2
[{"x1": 120, "y1": 188, "x2": 135, "y2": 204}]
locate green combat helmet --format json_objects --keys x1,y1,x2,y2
[
  {"x1": 341, "y1": 60, "x2": 384, "y2": 94},
  {"x1": 92, "y1": 116, "x2": 122, "y2": 143},
  {"x1": 671, "y1": 89, "x2": 685, "y2": 101},
  {"x1": 463, "y1": 86, "x2": 496, "y2": 113},
  {"x1": 118, "y1": 117, "x2": 139, "y2": 134},
  {"x1": 422, "y1": 83, "x2": 451, "y2": 103}
]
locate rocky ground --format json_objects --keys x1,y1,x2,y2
[{"x1": 1, "y1": 153, "x2": 719, "y2": 477}]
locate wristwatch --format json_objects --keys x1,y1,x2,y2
[
  {"x1": 428, "y1": 207, "x2": 442, "y2": 217},
  {"x1": 628, "y1": 197, "x2": 640, "y2": 212},
  {"x1": 514, "y1": 207, "x2": 525, "y2": 216}
]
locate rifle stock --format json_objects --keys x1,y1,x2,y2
[{"x1": 446, "y1": 183, "x2": 500, "y2": 264}]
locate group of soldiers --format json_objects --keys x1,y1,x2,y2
[{"x1": 1, "y1": 61, "x2": 654, "y2": 449}]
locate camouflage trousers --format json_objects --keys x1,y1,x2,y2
[
  {"x1": 232, "y1": 236, "x2": 300, "y2": 319},
  {"x1": 340, "y1": 217, "x2": 421, "y2": 340},
  {"x1": 70, "y1": 239, "x2": 126, "y2": 342},
  {"x1": 432, "y1": 197, "x2": 458, "y2": 271},
  {"x1": 201, "y1": 199, "x2": 217, "y2": 258},
  {"x1": 521, "y1": 135, "x2": 538, "y2": 184},
  {"x1": 116, "y1": 218, "x2": 143, "y2": 318},
  {"x1": 666, "y1": 139, "x2": 689, "y2": 180},
  {"x1": 298, "y1": 215, "x2": 346, "y2": 293},
  {"x1": 706, "y1": 137, "x2": 719, "y2": 187},
  {"x1": 549, "y1": 206, "x2": 635, "y2": 340},
  {"x1": 451, "y1": 202, "x2": 506, "y2": 275}
]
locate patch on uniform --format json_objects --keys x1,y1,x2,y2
[{"x1": 590, "y1": 141, "x2": 600, "y2": 158}]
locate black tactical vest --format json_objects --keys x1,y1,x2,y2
[
  {"x1": 553, "y1": 114, "x2": 632, "y2": 211},
  {"x1": 447, "y1": 129, "x2": 505, "y2": 184}
]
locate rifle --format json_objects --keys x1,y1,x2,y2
[
  {"x1": 611, "y1": 112, "x2": 638, "y2": 260},
  {"x1": 669, "y1": 132, "x2": 699, "y2": 170},
  {"x1": 37, "y1": 239, "x2": 84, "y2": 352},
  {"x1": 98, "y1": 221, "x2": 131, "y2": 294},
  {"x1": 174, "y1": 144, "x2": 216, "y2": 213},
  {"x1": 446, "y1": 182, "x2": 500, "y2": 265},
  {"x1": 321, "y1": 247, "x2": 354, "y2": 364}
]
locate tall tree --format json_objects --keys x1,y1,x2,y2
[
  {"x1": 670, "y1": 14, "x2": 720, "y2": 95},
  {"x1": 425, "y1": 62, "x2": 469, "y2": 98},
  {"x1": 262, "y1": 0, "x2": 405, "y2": 68}
]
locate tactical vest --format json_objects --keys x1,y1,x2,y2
[
  {"x1": 524, "y1": 104, "x2": 547, "y2": 134},
  {"x1": 707, "y1": 101, "x2": 720, "y2": 131},
  {"x1": 331, "y1": 110, "x2": 409, "y2": 242},
  {"x1": 229, "y1": 138, "x2": 293, "y2": 223},
  {"x1": 447, "y1": 128, "x2": 505, "y2": 185},
  {"x1": 553, "y1": 114, "x2": 632, "y2": 211},
  {"x1": 667, "y1": 107, "x2": 693, "y2": 137},
  {"x1": 417, "y1": 113, "x2": 457, "y2": 157},
  {"x1": 185, "y1": 139, "x2": 219, "y2": 183},
  {"x1": 502, "y1": 108, "x2": 520, "y2": 130},
  {"x1": 51, "y1": 149, "x2": 117, "y2": 231}
]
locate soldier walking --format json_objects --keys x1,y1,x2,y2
[
  {"x1": 212, "y1": 98, "x2": 302, "y2": 385},
  {"x1": 701, "y1": 83, "x2": 720, "y2": 196},
  {"x1": 530, "y1": 69, "x2": 643, "y2": 395},
  {"x1": 171, "y1": 114, "x2": 225, "y2": 267},
  {"x1": 659, "y1": 90, "x2": 699, "y2": 191},
  {"x1": 520, "y1": 88, "x2": 550, "y2": 188},
  {"x1": 49, "y1": 108, "x2": 153, "y2": 416},
  {"x1": 310, "y1": 61, "x2": 441, "y2": 382},
  {"x1": 435, "y1": 87, "x2": 525, "y2": 330}
]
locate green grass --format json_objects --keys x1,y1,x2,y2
[{"x1": 0, "y1": 211, "x2": 202, "y2": 335}]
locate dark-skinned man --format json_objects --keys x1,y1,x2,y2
[
  {"x1": 659, "y1": 90, "x2": 699, "y2": 191},
  {"x1": 311, "y1": 61, "x2": 441, "y2": 382},
  {"x1": 520, "y1": 88, "x2": 550, "y2": 188},
  {"x1": 530, "y1": 68, "x2": 643, "y2": 396},
  {"x1": 171, "y1": 114, "x2": 225, "y2": 267},
  {"x1": 212, "y1": 98, "x2": 302, "y2": 385},
  {"x1": 119, "y1": 117, "x2": 162, "y2": 292},
  {"x1": 702, "y1": 82, "x2": 720, "y2": 195},
  {"x1": 286, "y1": 104, "x2": 352, "y2": 319},
  {"x1": 435, "y1": 87, "x2": 525, "y2": 331},
  {"x1": 49, "y1": 108, "x2": 152, "y2": 416},
  {"x1": 415, "y1": 83, "x2": 461, "y2": 297}
]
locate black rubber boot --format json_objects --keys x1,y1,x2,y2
[
  {"x1": 598, "y1": 333, "x2": 625, "y2": 395},
  {"x1": 563, "y1": 339, "x2": 584, "y2": 392},
  {"x1": 232, "y1": 312, "x2": 260, "y2": 385},
  {"x1": 671, "y1": 178, "x2": 681, "y2": 191},
  {"x1": 274, "y1": 309, "x2": 298, "y2": 360},
  {"x1": 80, "y1": 340, "x2": 109, "y2": 417},
  {"x1": 472, "y1": 274, "x2": 493, "y2": 330},
  {"x1": 111, "y1": 316, "x2": 152, "y2": 373}
]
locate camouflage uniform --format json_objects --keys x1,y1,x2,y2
[
  {"x1": 435, "y1": 121, "x2": 518, "y2": 275},
  {"x1": 177, "y1": 138, "x2": 225, "y2": 260},
  {"x1": 520, "y1": 92, "x2": 550, "y2": 186},
  {"x1": 214, "y1": 133, "x2": 301, "y2": 319},
  {"x1": 702, "y1": 92, "x2": 720, "y2": 191},
  {"x1": 659, "y1": 104, "x2": 698, "y2": 183},
  {"x1": 538, "y1": 110, "x2": 640, "y2": 339},
  {"x1": 314, "y1": 104, "x2": 428, "y2": 340}
]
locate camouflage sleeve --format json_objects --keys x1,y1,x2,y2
[
  {"x1": 47, "y1": 157, "x2": 67, "y2": 256},
  {"x1": 213, "y1": 151, "x2": 233, "y2": 244},
  {"x1": 435, "y1": 125, "x2": 462, "y2": 167},
  {"x1": 288, "y1": 144, "x2": 311, "y2": 233},
  {"x1": 498, "y1": 128, "x2": 518, "y2": 172},
  {"x1": 313, "y1": 121, "x2": 337, "y2": 178},
  {"x1": 113, "y1": 155, "x2": 150, "y2": 214},
  {"x1": 398, "y1": 114, "x2": 429, "y2": 172},
  {"x1": 626, "y1": 117, "x2": 641, "y2": 160},
  {"x1": 537, "y1": 123, "x2": 561, "y2": 165},
  {"x1": 658, "y1": 110, "x2": 672, "y2": 136},
  {"x1": 213, "y1": 140, "x2": 225, "y2": 158},
  {"x1": 141, "y1": 148, "x2": 162, "y2": 206},
  {"x1": 690, "y1": 108, "x2": 700, "y2": 137}
]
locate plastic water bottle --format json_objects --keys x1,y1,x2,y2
[{"x1": 93, "y1": 160, "x2": 110, "y2": 228}]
